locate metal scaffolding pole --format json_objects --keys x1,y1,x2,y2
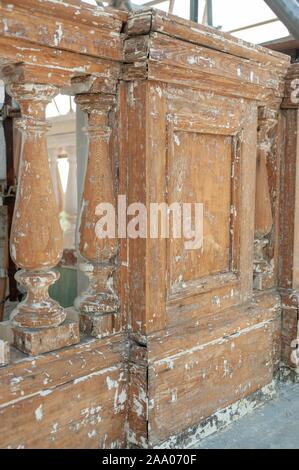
[
  {"x1": 264, "y1": 0, "x2": 299, "y2": 41},
  {"x1": 207, "y1": 0, "x2": 213, "y2": 27}
]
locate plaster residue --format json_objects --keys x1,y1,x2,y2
[
  {"x1": 54, "y1": 23, "x2": 63, "y2": 46},
  {"x1": 35, "y1": 404, "x2": 44, "y2": 422},
  {"x1": 106, "y1": 372, "x2": 127, "y2": 414}
]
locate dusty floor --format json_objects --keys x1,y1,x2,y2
[{"x1": 194, "y1": 383, "x2": 299, "y2": 449}]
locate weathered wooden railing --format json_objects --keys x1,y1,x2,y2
[{"x1": 0, "y1": 0, "x2": 297, "y2": 451}]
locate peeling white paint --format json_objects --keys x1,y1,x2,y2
[{"x1": 35, "y1": 404, "x2": 44, "y2": 422}]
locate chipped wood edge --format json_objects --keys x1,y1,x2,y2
[{"x1": 154, "y1": 381, "x2": 277, "y2": 449}]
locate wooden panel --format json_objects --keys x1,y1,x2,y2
[
  {"x1": 0, "y1": 364, "x2": 127, "y2": 449},
  {"x1": 168, "y1": 130, "x2": 232, "y2": 284},
  {"x1": 0, "y1": 335, "x2": 127, "y2": 449},
  {"x1": 126, "y1": 83, "x2": 258, "y2": 334},
  {"x1": 148, "y1": 310, "x2": 280, "y2": 446},
  {"x1": 164, "y1": 106, "x2": 246, "y2": 326},
  {"x1": 237, "y1": 103, "x2": 258, "y2": 302},
  {"x1": 0, "y1": 335, "x2": 125, "y2": 406},
  {"x1": 145, "y1": 83, "x2": 168, "y2": 333},
  {"x1": 1, "y1": 0, "x2": 126, "y2": 31}
]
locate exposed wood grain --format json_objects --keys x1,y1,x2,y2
[
  {"x1": 148, "y1": 317, "x2": 279, "y2": 446},
  {"x1": 125, "y1": 33, "x2": 286, "y2": 93},
  {"x1": 0, "y1": 340, "x2": 10, "y2": 366},
  {"x1": 148, "y1": 291, "x2": 281, "y2": 362},
  {"x1": 127, "y1": 343, "x2": 148, "y2": 448},
  {"x1": 1, "y1": 0, "x2": 127, "y2": 31},
  {"x1": 127, "y1": 8, "x2": 290, "y2": 68},
  {"x1": 279, "y1": 65, "x2": 299, "y2": 375},
  {"x1": 0, "y1": 1, "x2": 125, "y2": 62},
  {"x1": 0, "y1": 364, "x2": 127, "y2": 449},
  {"x1": 0, "y1": 334, "x2": 126, "y2": 406},
  {"x1": 0, "y1": 37, "x2": 121, "y2": 91},
  {"x1": 127, "y1": 81, "x2": 148, "y2": 337}
]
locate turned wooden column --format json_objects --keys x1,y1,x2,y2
[
  {"x1": 75, "y1": 93, "x2": 120, "y2": 338},
  {"x1": 254, "y1": 106, "x2": 279, "y2": 291},
  {"x1": 5, "y1": 79, "x2": 79, "y2": 355},
  {"x1": 280, "y1": 64, "x2": 299, "y2": 380}
]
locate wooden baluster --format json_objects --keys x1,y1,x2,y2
[
  {"x1": 6, "y1": 82, "x2": 79, "y2": 355},
  {"x1": 75, "y1": 93, "x2": 120, "y2": 338}
]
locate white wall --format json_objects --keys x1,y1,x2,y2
[{"x1": 0, "y1": 84, "x2": 6, "y2": 183}]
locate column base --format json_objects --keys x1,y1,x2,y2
[
  {"x1": 12, "y1": 320, "x2": 80, "y2": 356},
  {"x1": 79, "y1": 312, "x2": 120, "y2": 338}
]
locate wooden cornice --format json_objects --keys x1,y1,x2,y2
[
  {"x1": 0, "y1": 1, "x2": 292, "y2": 101},
  {"x1": 0, "y1": 0, "x2": 126, "y2": 62},
  {"x1": 124, "y1": 9, "x2": 290, "y2": 102},
  {"x1": 126, "y1": 8, "x2": 290, "y2": 68}
]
